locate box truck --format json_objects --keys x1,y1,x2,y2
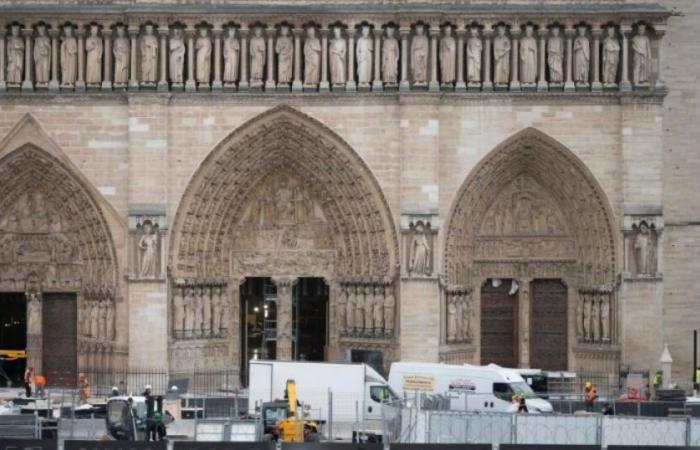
[
  {"x1": 388, "y1": 362, "x2": 553, "y2": 413},
  {"x1": 248, "y1": 360, "x2": 396, "y2": 440}
]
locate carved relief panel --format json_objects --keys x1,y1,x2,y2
[
  {"x1": 128, "y1": 214, "x2": 166, "y2": 280},
  {"x1": 623, "y1": 216, "x2": 661, "y2": 278}
]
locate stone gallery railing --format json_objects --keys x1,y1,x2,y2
[{"x1": 0, "y1": 5, "x2": 670, "y2": 94}]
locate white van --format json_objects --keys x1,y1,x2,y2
[{"x1": 388, "y1": 362, "x2": 553, "y2": 413}]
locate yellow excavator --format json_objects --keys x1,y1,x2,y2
[
  {"x1": 0, "y1": 350, "x2": 26, "y2": 387},
  {"x1": 263, "y1": 379, "x2": 319, "y2": 442}
]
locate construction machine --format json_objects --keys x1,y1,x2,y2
[
  {"x1": 261, "y1": 379, "x2": 319, "y2": 442},
  {"x1": 0, "y1": 350, "x2": 26, "y2": 387}
]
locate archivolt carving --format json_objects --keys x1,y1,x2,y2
[{"x1": 170, "y1": 105, "x2": 398, "y2": 281}]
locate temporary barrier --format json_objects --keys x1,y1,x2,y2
[
  {"x1": 0, "y1": 439, "x2": 55, "y2": 450},
  {"x1": 501, "y1": 446, "x2": 600, "y2": 450},
  {"x1": 601, "y1": 416, "x2": 688, "y2": 447},
  {"x1": 63, "y1": 440, "x2": 167, "y2": 450},
  {"x1": 0, "y1": 415, "x2": 37, "y2": 439}
]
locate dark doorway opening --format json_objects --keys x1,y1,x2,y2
[
  {"x1": 530, "y1": 279, "x2": 568, "y2": 371},
  {"x1": 240, "y1": 277, "x2": 278, "y2": 384},
  {"x1": 0, "y1": 293, "x2": 27, "y2": 387},
  {"x1": 480, "y1": 279, "x2": 518, "y2": 368},
  {"x1": 42, "y1": 293, "x2": 77, "y2": 387},
  {"x1": 293, "y1": 278, "x2": 328, "y2": 362}
]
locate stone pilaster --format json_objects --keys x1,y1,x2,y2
[
  {"x1": 128, "y1": 25, "x2": 139, "y2": 90},
  {"x1": 272, "y1": 277, "x2": 297, "y2": 361},
  {"x1": 345, "y1": 24, "x2": 356, "y2": 92},
  {"x1": 372, "y1": 27, "x2": 382, "y2": 91},
  {"x1": 212, "y1": 26, "x2": 222, "y2": 91},
  {"x1": 265, "y1": 27, "x2": 276, "y2": 92},
  {"x1": 428, "y1": 27, "x2": 440, "y2": 92},
  {"x1": 455, "y1": 27, "x2": 466, "y2": 91},
  {"x1": 564, "y1": 25, "x2": 575, "y2": 92},
  {"x1": 185, "y1": 27, "x2": 196, "y2": 92},
  {"x1": 101, "y1": 27, "x2": 113, "y2": 91},
  {"x1": 21, "y1": 28, "x2": 33, "y2": 92},
  {"x1": 75, "y1": 25, "x2": 86, "y2": 92},
  {"x1": 482, "y1": 25, "x2": 493, "y2": 91},
  {"x1": 619, "y1": 23, "x2": 632, "y2": 92},
  {"x1": 399, "y1": 26, "x2": 410, "y2": 91},
  {"x1": 537, "y1": 26, "x2": 548, "y2": 92},
  {"x1": 591, "y1": 25, "x2": 603, "y2": 92},
  {"x1": 509, "y1": 26, "x2": 521, "y2": 92}
]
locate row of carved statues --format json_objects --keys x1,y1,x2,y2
[
  {"x1": 446, "y1": 288, "x2": 473, "y2": 343},
  {"x1": 336, "y1": 283, "x2": 395, "y2": 338},
  {"x1": 172, "y1": 282, "x2": 229, "y2": 339},
  {"x1": 1, "y1": 21, "x2": 660, "y2": 92},
  {"x1": 576, "y1": 287, "x2": 613, "y2": 343},
  {"x1": 79, "y1": 288, "x2": 116, "y2": 342}
]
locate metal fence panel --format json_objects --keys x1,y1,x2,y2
[
  {"x1": 689, "y1": 419, "x2": 700, "y2": 446},
  {"x1": 601, "y1": 416, "x2": 688, "y2": 447},
  {"x1": 514, "y1": 414, "x2": 598, "y2": 445},
  {"x1": 426, "y1": 411, "x2": 511, "y2": 445}
]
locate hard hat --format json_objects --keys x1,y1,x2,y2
[
  {"x1": 111, "y1": 386, "x2": 119, "y2": 391},
  {"x1": 585, "y1": 381, "x2": 592, "y2": 388},
  {"x1": 145, "y1": 384, "x2": 152, "y2": 390}
]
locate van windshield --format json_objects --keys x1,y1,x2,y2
[{"x1": 493, "y1": 382, "x2": 536, "y2": 401}]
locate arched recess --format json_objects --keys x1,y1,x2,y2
[
  {"x1": 169, "y1": 105, "x2": 399, "y2": 373},
  {"x1": 442, "y1": 128, "x2": 619, "y2": 373},
  {"x1": 0, "y1": 114, "x2": 123, "y2": 379}
]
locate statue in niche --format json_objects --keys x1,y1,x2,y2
[
  {"x1": 98, "y1": 298, "x2": 107, "y2": 341},
  {"x1": 440, "y1": 26, "x2": 456, "y2": 85},
  {"x1": 493, "y1": 25, "x2": 510, "y2": 85},
  {"x1": 590, "y1": 297, "x2": 600, "y2": 342},
  {"x1": 113, "y1": 25, "x2": 130, "y2": 85},
  {"x1": 7, "y1": 25, "x2": 24, "y2": 85},
  {"x1": 90, "y1": 300, "x2": 100, "y2": 339},
  {"x1": 409, "y1": 222, "x2": 431, "y2": 276},
  {"x1": 583, "y1": 294, "x2": 591, "y2": 341},
  {"x1": 169, "y1": 28, "x2": 185, "y2": 84},
  {"x1": 193, "y1": 286, "x2": 203, "y2": 337},
  {"x1": 461, "y1": 293, "x2": 471, "y2": 340},
  {"x1": 447, "y1": 296, "x2": 458, "y2": 341},
  {"x1": 354, "y1": 286, "x2": 365, "y2": 331},
  {"x1": 140, "y1": 24, "x2": 158, "y2": 83},
  {"x1": 172, "y1": 287, "x2": 184, "y2": 336},
  {"x1": 520, "y1": 25, "x2": 537, "y2": 84},
  {"x1": 86, "y1": 25, "x2": 103, "y2": 85},
  {"x1": 345, "y1": 285, "x2": 356, "y2": 332},
  {"x1": 373, "y1": 285, "x2": 384, "y2": 335},
  {"x1": 633, "y1": 221, "x2": 655, "y2": 275},
  {"x1": 632, "y1": 24, "x2": 652, "y2": 85},
  {"x1": 26, "y1": 292, "x2": 41, "y2": 335},
  {"x1": 573, "y1": 27, "x2": 590, "y2": 84},
  {"x1": 184, "y1": 287, "x2": 195, "y2": 338},
  {"x1": 304, "y1": 27, "x2": 321, "y2": 86},
  {"x1": 336, "y1": 286, "x2": 347, "y2": 331},
  {"x1": 600, "y1": 295, "x2": 610, "y2": 342},
  {"x1": 106, "y1": 299, "x2": 115, "y2": 341},
  {"x1": 196, "y1": 28, "x2": 211, "y2": 84},
  {"x1": 410, "y1": 24, "x2": 429, "y2": 85},
  {"x1": 547, "y1": 27, "x2": 564, "y2": 83},
  {"x1": 329, "y1": 26, "x2": 346, "y2": 85},
  {"x1": 34, "y1": 25, "x2": 51, "y2": 85},
  {"x1": 382, "y1": 26, "x2": 399, "y2": 84},
  {"x1": 276, "y1": 26, "x2": 293, "y2": 85},
  {"x1": 602, "y1": 26, "x2": 620, "y2": 85},
  {"x1": 61, "y1": 26, "x2": 78, "y2": 86},
  {"x1": 356, "y1": 25, "x2": 373, "y2": 86},
  {"x1": 138, "y1": 221, "x2": 158, "y2": 278},
  {"x1": 383, "y1": 286, "x2": 395, "y2": 335},
  {"x1": 201, "y1": 286, "x2": 211, "y2": 336},
  {"x1": 223, "y1": 27, "x2": 239, "y2": 84},
  {"x1": 363, "y1": 285, "x2": 374, "y2": 333},
  {"x1": 211, "y1": 286, "x2": 222, "y2": 335},
  {"x1": 249, "y1": 27, "x2": 266, "y2": 86},
  {"x1": 466, "y1": 27, "x2": 482, "y2": 83}
]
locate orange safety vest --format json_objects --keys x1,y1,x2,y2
[{"x1": 34, "y1": 375, "x2": 46, "y2": 386}]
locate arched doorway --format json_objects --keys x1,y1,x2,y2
[
  {"x1": 443, "y1": 128, "x2": 619, "y2": 374},
  {"x1": 169, "y1": 106, "x2": 399, "y2": 380},
  {"x1": 0, "y1": 115, "x2": 120, "y2": 386}
]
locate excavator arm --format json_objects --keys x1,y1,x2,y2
[{"x1": 285, "y1": 379, "x2": 297, "y2": 418}]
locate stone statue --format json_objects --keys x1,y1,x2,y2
[
  {"x1": 337, "y1": 285, "x2": 347, "y2": 331},
  {"x1": 106, "y1": 299, "x2": 115, "y2": 341},
  {"x1": 184, "y1": 287, "x2": 195, "y2": 337},
  {"x1": 440, "y1": 26, "x2": 456, "y2": 85},
  {"x1": 363, "y1": 285, "x2": 374, "y2": 332},
  {"x1": 249, "y1": 27, "x2": 266, "y2": 86},
  {"x1": 520, "y1": 25, "x2": 537, "y2": 84},
  {"x1": 409, "y1": 223, "x2": 431, "y2": 275},
  {"x1": 330, "y1": 27, "x2": 346, "y2": 85},
  {"x1": 600, "y1": 295, "x2": 610, "y2": 342},
  {"x1": 591, "y1": 297, "x2": 600, "y2": 342},
  {"x1": 466, "y1": 27, "x2": 482, "y2": 83},
  {"x1": 461, "y1": 293, "x2": 471, "y2": 339},
  {"x1": 382, "y1": 26, "x2": 399, "y2": 84},
  {"x1": 61, "y1": 26, "x2": 78, "y2": 86},
  {"x1": 196, "y1": 28, "x2": 211, "y2": 84},
  {"x1": 201, "y1": 286, "x2": 211, "y2": 335},
  {"x1": 222, "y1": 28, "x2": 239, "y2": 85},
  {"x1": 7, "y1": 25, "x2": 24, "y2": 85},
  {"x1": 34, "y1": 25, "x2": 51, "y2": 85},
  {"x1": 356, "y1": 25, "x2": 373, "y2": 86},
  {"x1": 220, "y1": 290, "x2": 230, "y2": 334},
  {"x1": 493, "y1": 25, "x2": 511, "y2": 85},
  {"x1": 573, "y1": 27, "x2": 590, "y2": 84},
  {"x1": 583, "y1": 294, "x2": 591, "y2": 340},
  {"x1": 97, "y1": 299, "x2": 107, "y2": 341},
  {"x1": 193, "y1": 286, "x2": 203, "y2": 337},
  {"x1": 634, "y1": 222, "x2": 653, "y2": 275},
  {"x1": 169, "y1": 28, "x2": 185, "y2": 83},
  {"x1": 90, "y1": 300, "x2": 100, "y2": 339},
  {"x1": 211, "y1": 286, "x2": 222, "y2": 335},
  {"x1": 383, "y1": 286, "x2": 395, "y2": 335},
  {"x1": 411, "y1": 24, "x2": 429, "y2": 85},
  {"x1": 276, "y1": 26, "x2": 293, "y2": 85},
  {"x1": 138, "y1": 221, "x2": 158, "y2": 277},
  {"x1": 576, "y1": 294, "x2": 584, "y2": 339},
  {"x1": 373, "y1": 285, "x2": 384, "y2": 334},
  {"x1": 304, "y1": 27, "x2": 321, "y2": 86},
  {"x1": 602, "y1": 26, "x2": 620, "y2": 85},
  {"x1": 113, "y1": 25, "x2": 130, "y2": 85},
  {"x1": 26, "y1": 293, "x2": 41, "y2": 335},
  {"x1": 355, "y1": 285, "x2": 365, "y2": 330},
  {"x1": 140, "y1": 24, "x2": 158, "y2": 84},
  {"x1": 86, "y1": 25, "x2": 103, "y2": 85},
  {"x1": 632, "y1": 24, "x2": 652, "y2": 85},
  {"x1": 173, "y1": 287, "x2": 185, "y2": 335},
  {"x1": 345, "y1": 285, "x2": 356, "y2": 332},
  {"x1": 547, "y1": 27, "x2": 564, "y2": 83},
  {"x1": 447, "y1": 296, "x2": 458, "y2": 341}
]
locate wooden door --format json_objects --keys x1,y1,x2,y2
[
  {"x1": 42, "y1": 293, "x2": 77, "y2": 386},
  {"x1": 530, "y1": 279, "x2": 568, "y2": 371},
  {"x1": 480, "y1": 280, "x2": 517, "y2": 367}
]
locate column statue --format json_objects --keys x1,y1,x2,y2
[
  {"x1": 632, "y1": 24, "x2": 652, "y2": 85},
  {"x1": 382, "y1": 26, "x2": 399, "y2": 85},
  {"x1": 466, "y1": 27, "x2": 482, "y2": 83},
  {"x1": 373, "y1": 285, "x2": 384, "y2": 335},
  {"x1": 329, "y1": 27, "x2": 346, "y2": 85},
  {"x1": 336, "y1": 285, "x2": 347, "y2": 332},
  {"x1": 172, "y1": 286, "x2": 185, "y2": 337},
  {"x1": 356, "y1": 25, "x2": 373, "y2": 86},
  {"x1": 90, "y1": 300, "x2": 100, "y2": 339},
  {"x1": 363, "y1": 285, "x2": 374, "y2": 333},
  {"x1": 34, "y1": 25, "x2": 51, "y2": 85},
  {"x1": 355, "y1": 284, "x2": 365, "y2": 331},
  {"x1": 601, "y1": 294, "x2": 611, "y2": 342},
  {"x1": 383, "y1": 285, "x2": 395, "y2": 336},
  {"x1": 520, "y1": 25, "x2": 537, "y2": 84},
  {"x1": 61, "y1": 26, "x2": 78, "y2": 86},
  {"x1": 201, "y1": 286, "x2": 212, "y2": 336},
  {"x1": 304, "y1": 27, "x2": 321, "y2": 86},
  {"x1": 7, "y1": 25, "x2": 24, "y2": 85},
  {"x1": 184, "y1": 286, "x2": 195, "y2": 338},
  {"x1": 249, "y1": 27, "x2": 266, "y2": 87},
  {"x1": 276, "y1": 26, "x2": 293, "y2": 86},
  {"x1": 583, "y1": 293, "x2": 591, "y2": 341},
  {"x1": 493, "y1": 25, "x2": 510, "y2": 85},
  {"x1": 195, "y1": 28, "x2": 211, "y2": 84},
  {"x1": 193, "y1": 286, "x2": 203, "y2": 337},
  {"x1": 461, "y1": 293, "x2": 471, "y2": 340},
  {"x1": 98, "y1": 298, "x2": 107, "y2": 341},
  {"x1": 140, "y1": 24, "x2": 158, "y2": 84},
  {"x1": 220, "y1": 288, "x2": 230, "y2": 335},
  {"x1": 410, "y1": 24, "x2": 429, "y2": 85},
  {"x1": 85, "y1": 25, "x2": 103, "y2": 85},
  {"x1": 547, "y1": 27, "x2": 564, "y2": 83},
  {"x1": 590, "y1": 296, "x2": 600, "y2": 342},
  {"x1": 576, "y1": 293, "x2": 584, "y2": 339},
  {"x1": 211, "y1": 285, "x2": 222, "y2": 335},
  {"x1": 223, "y1": 28, "x2": 239, "y2": 84},
  {"x1": 573, "y1": 27, "x2": 590, "y2": 84},
  {"x1": 602, "y1": 26, "x2": 620, "y2": 85},
  {"x1": 106, "y1": 299, "x2": 115, "y2": 341},
  {"x1": 439, "y1": 26, "x2": 456, "y2": 85},
  {"x1": 345, "y1": 284, "x2": 356, "y2": 333},
  {"x1": 169, "y1": 28, "x2": 185, "y2": 84},
  {"x1": 26, "y1": 292, "x2": 41, "y2": 336},
  {"x1": 113, "y1": 25, "x2": 130, "y2": 85},
  {"x1": 447, "y1": 296, "x2": 458, "y2": 341}
]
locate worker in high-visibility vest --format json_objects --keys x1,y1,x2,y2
[
  {"x1": 584, "y1": 381, "x2": 598, "y2": 412},
  {"x1": 695, "y1": 367, "x2": 700, "y2": 396}
]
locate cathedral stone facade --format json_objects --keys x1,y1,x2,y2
[{"x1": 0, "y1": 0, "x2": 697, "y2": 387}]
